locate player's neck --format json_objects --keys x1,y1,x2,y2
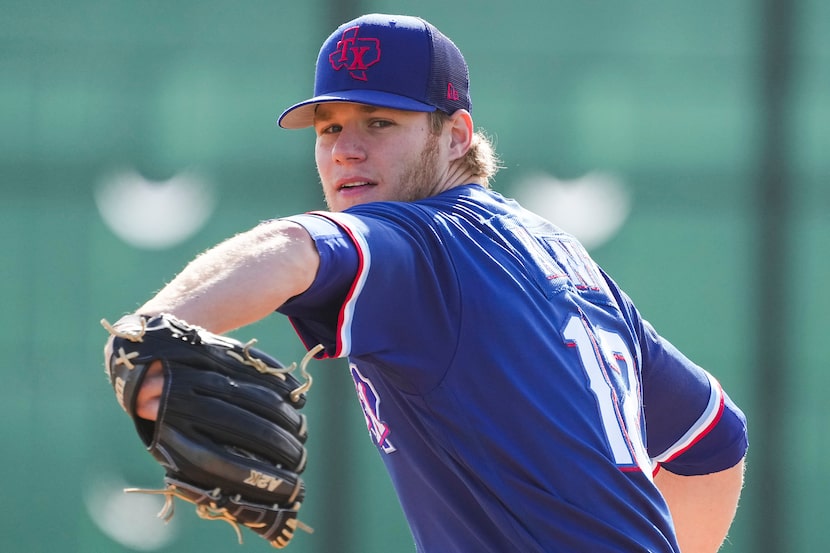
[{"x1": 437, "y1": 160, "x2": 485, "y2": 194}]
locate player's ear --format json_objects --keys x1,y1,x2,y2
[{"x1": 446, "y1": 109, "x2": 474, "y2": 161}]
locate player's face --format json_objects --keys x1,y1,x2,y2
[{"x1": 313, "y1": 103, "x2": 445, "y2": 212}]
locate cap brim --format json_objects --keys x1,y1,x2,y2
[{"x1": 278, "y1": 90, "x2": 437, "y2": 129}]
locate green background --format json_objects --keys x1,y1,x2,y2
[{"x1": 1, "y1": 1, "x2": 827, "y2": 552}]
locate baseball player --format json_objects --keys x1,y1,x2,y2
[{"x1": 124, "y1": 13, "x2": 747, "y2": 553}]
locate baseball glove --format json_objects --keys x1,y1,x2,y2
[{"x1": 101, "y1": 313, "x2": 322, "y2": 548}]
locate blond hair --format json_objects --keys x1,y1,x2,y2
[{"x1": 429, "y1": 111, "x2": 502, "y2": 187}]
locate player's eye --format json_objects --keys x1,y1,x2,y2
[
  {"x1": 368, "y1": 119, "x2": 393, "y2": 129},
  {"x1": 318, "y1": 124, "x2": 342, "y2": 135}
]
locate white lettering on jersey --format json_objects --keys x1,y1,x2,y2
[{"x1": 546, "y1": 237, "x2": 611, "y2": 295}]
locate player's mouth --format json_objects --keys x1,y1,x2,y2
[{"x1": 338, "y1": 180, "x2": 376, "y2": 190}]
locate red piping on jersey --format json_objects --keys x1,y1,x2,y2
[
  {"x1": 308, "y1": 211, "x2": 368, "y2": 359},
  {"x1": 652, "y1": 383, "x2": 726, "y2": 476}
]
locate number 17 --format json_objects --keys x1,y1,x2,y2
[{"x1": 563, "y1": 314, "x2": 652, "y2": 476}]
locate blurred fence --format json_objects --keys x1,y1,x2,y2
[{"x1": 1, "y1": 1, "x2": 827, "y2": 552}]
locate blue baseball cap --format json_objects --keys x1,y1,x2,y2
[{"x1": 278, "y1": 14, "x2": 472, "y2": 129}]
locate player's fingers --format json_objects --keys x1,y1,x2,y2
[{"x1": 136, "y1": 360, "x2": 164, "y2": 421}]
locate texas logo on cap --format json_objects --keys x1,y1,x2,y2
[
  {"x1": 278, "y1": 13, "x2": 472, "y2": 129},
  {"x1": 329, "y1": 26, "x2": 381, "y2": 81}
]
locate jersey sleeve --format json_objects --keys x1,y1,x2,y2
[
  {"x1": 639, "y1": 320, "x2": 748, "y2": 476},
  {"x1": 276, "y1": 212, "x2": 361, "y2": 357},
  {"x1": 277, "y1": 207, "x2": 461, "y2": 391}
]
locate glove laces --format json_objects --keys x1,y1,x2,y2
[
  {"x1": 227, "y1": 341, "x2": 324, "y2": 401},
  {"x1": 125, "y1": 484, "x2": 314, "y2": 546},
  {"x1": 102, "y1": 316, "x2": 324, "y2": 400}
]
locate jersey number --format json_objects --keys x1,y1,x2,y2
[{"x1": 563, "y1": 315, "x2": 651, "y2": 474}]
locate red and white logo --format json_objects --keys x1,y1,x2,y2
[
  {"x1": 329, "y1": 26, "x2": 381, "y2": 81},
  {"x1": 351, "y1": 364, "x2": 396, "y2": 454}
]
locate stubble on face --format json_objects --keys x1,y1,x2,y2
[
  {"x1": 321, "y1": 128, "x2": 443, "y2": 211},
  {"x1": 392, "y1": 130, "x2": 442, "y2": 204}
]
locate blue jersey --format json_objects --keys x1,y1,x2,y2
[{"x1": 279, "y1": 184, "x2": 747, "y2": 552}]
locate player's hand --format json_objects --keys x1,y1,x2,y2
[{"x1": 135, "y1": 360, "x2": 163, "y2": 421}]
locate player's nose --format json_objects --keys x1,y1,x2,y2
[{"x1": 331, "y1": 126, "x2": 367, "y2": 164}]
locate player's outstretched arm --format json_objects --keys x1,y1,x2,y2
[
  {"x1": 138, "y1": 219, "x2": 319, "y2": 333},
  {"x1": 654, "y1": 459, "x2": 745, "y2": 553}
]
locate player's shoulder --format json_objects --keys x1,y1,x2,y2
[{"x1": 334, "y1": 185, "x2": 488, "y2": 233}]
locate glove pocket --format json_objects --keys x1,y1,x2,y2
[
  {"x1": 155, "y1": 425, "x2": 306, "y2": 506},
  {"x1": 162, "y1": 366, "x2": 308, "y2": 473}
]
